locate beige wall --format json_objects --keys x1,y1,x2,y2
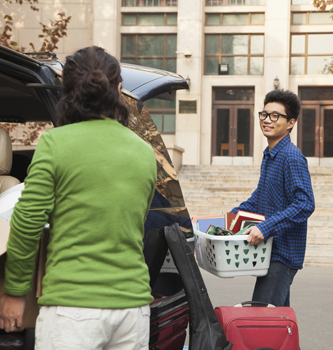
[
  {"x1": 0, "y1": 0, "x2": 92, "y2": 59},
  {"x1": 178, "y1": 0, "x2": 333, "y2": 166},
  {"x1": 94, "y1": 0, "x2": 121, "y2": 58},
  {"x1": 3, "y1": 0, "x2": 333, "y2": 165},
  {"x1": 202, "y1": 3, "x2": 266, "y2": 166},
  {"x1": 176, "y1": 0, "x2": 205, "y2": 165}
]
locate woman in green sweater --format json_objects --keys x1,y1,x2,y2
[{"x1": 0, "y1": 46, "x2": 157, "y2": 350}]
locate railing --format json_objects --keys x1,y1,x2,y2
[
  {"x1": 122, "y1": 0, "x2": 177, "y2": 6},
  {"x1": 206, "y1": 0, "x2": 265, "y2": 5}
]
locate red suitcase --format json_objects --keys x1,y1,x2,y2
[{"x1": 215, "y1": 301, "x2": 299, "y2": 350}]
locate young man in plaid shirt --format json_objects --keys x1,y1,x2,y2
[{"x1": 230, "y1": 89, "x2": 315, "y2": 307}]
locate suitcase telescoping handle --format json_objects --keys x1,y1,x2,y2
[{"x1": 234, "y1": 301, "x2": 275, "y2": 308}]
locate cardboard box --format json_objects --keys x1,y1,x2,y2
[{"x1": 0, "y1": 227, "x2": 49, "y2": 329}]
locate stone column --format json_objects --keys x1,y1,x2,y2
[
  {"x1": 176, "y1": 0, "x2": 205, "y2": 165},
  {"x1": 92, "y1": 0, "x2": 121, "y2": 59},
  {"x1": 263, "y1": 0, "x2": 291, "y2": 144}
]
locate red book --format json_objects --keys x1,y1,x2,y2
[
  {"x1": 229, "y1": 210, "x2": 265, "y2": 234},
  {"x1": 225, "y1": 213, "x2": 237, "y2": 231}
]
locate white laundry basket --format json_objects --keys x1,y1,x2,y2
[
  {"x1": 161, "y1": 237, "x2": 195, "y2": 273},
  {"x1": 193, "y1": 228, "x2": 273, "y2": 278}
]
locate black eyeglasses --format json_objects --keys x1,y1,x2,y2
[{"x1": 259, "y1": 111, "x2": 291, "y2": 122}]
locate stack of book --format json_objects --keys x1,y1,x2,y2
[{"x1": 192, "y1": 211, "x2": 265, "y2": 236}]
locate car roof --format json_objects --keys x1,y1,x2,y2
[
  {"x1": 120, "y1": 63, "x2": 188, "y2": 102},
  {"x1": 0, "y1": 46, "x2": 188, "y2": 124},
  {"x1": 41, "y1": 60, "x2": 188, "y2": 102}
]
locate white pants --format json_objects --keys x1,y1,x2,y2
[{"x1": 34, "y1": 305, "x2": 150, "y2": 350}]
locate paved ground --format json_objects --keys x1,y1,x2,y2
[{"x1": 184, "y1": 266, "x2": 333, "y2": 349}]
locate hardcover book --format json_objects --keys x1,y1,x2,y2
[
  {"x1": 197, "y1": 216, "x2": 225, "y2": 233},
  {"x1": 229, "y1": 211, "x2": 265, "y2": 234},
  {"x1": 225, "y1": 212, "x2": 237, "y2": 230}
]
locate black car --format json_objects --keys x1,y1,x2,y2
[{"x1": 0, "y1": 45, "x2": 191, "y2": 350}]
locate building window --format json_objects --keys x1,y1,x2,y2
[
  {"x1": 291, "y1": 34, "x2": 333, "y2": 75},
  {"x1": 121, "y1": 34, "x2": 177, "y2": 72},
  {"x1": 123, "y1": 13, "x2": 177, "y2": 25},
  {"x1": 291, "y1": 0, "x2": 313, "y2": 4},
  {"x1": 144, "y1": 99, "x2": 176, "y2": 133},
  {"x1": 292, "y1": 12, "x2": 333, "y2": 24},
  {"x1": 122, "y1": 0, "x2": 177, "y2": 6},
  {"x1": 206, "y1": 13, "x2": 264, "y2": 25},
  {"x1": 205, "y1": 34, "x2": 264, "y2": 75},
  {"x1": 206, "y1": 0, "x2": 265, "y2": 5}
]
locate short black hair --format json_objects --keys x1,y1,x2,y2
[{"x1": 264, "y1": 89, "x2": 300, "y2": 121}]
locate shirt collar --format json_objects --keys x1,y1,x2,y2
[{"x1": 263, "y1": 134, "x2": 291, "y2": 159}]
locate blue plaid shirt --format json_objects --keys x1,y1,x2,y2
[{"x1": 231, "y1": 135, "x2": 315, "y2": 270}]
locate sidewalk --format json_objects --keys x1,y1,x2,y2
[{"x1": 184, "y1": 266, "x2": 333, "y2": 349}]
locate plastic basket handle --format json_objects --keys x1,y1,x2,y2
[{"x1": 234, "y1": 301, "x2": 275, "y2": 308}]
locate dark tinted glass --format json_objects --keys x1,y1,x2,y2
[
  {"x1": 237, "y1": 109, "x2": 250, "y2": 156},
  {"x1": 137, "y1": 58, "x2": 163, "y2": 69},
  {"x1": 167, "y1": 14, "x2": 177, "y2": 25},
  {"x1": 122, "y1": 36, "x2": 136, "y2": 56},
  {"x1": 166, "y1": 59, "x2": 176, "y2": 72},
  {"x1": 206, "y1": 35, "x2": 220, "y2": 54},
  {"x1": 139, "y1": 14, "x2": 164, "y2": 25},
  {"x1": 324, "y1": 109, "x2": 333, "y2": 157},
  {"x1": 122, "y1": 0, "x2": 177, "y2": 5},
  {"x1": 222, "y1": 35, "x2": 247, "y2": 54},
  {"x1": 221, "y1": 56, "x2": 247, "y2": 75},
  {"x1": 164, "y1": 100, "x2": 176, "y2": 109},
  {"x1": 144, "y1": 99, "x2": 163, "y2": 109},
  {"x1": 151, "y1": 113, "x2": 163, "y2": 131},
  {"x1": 164, "y1": 113, "x2": 176, "y2": 133},
  {"x1": 121, "y1": 58, "x2": 136, "y2": 64},
  {"x1": 166, "y1": 36, "x2": 177, "y2": 56},
  {"x1": 302, "y1": 109, "x2": 316, "y2": 157},
  {"x1": 215, "y1": 88, "x2": 254, "y2": 101},
  {"x1": 138, "y1": 35, "x2": 163, "y2": 56},
  {"x1": 205, "y1": 57, "x2": 219, "y2": 75},
  {"x1": 216, "y1": 109, "x2": 230, "y2": 156},
  {"x1": 300, "y1": 87, "x2": 333, "y2": 101}
]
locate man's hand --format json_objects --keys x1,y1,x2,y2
[
  {"x1": 0, "y1": 293, "x2": 26, "y2": 333},
  {"x1": 242, "y1": 226, "x2": 264, "y2": 245}
]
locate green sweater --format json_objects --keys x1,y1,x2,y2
[{"x1": 4, "y1": 118, "x2": 156, "y2": 309}]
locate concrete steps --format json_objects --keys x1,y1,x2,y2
[{"x1": 178, "y1": 165, "x2": 333, "y2": 267}]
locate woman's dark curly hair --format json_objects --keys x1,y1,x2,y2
[{"x1": 56, "y1": 46, "x2": 129, "y2": 127}]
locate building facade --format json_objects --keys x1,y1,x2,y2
[
  {"x1": 120, "y1": 0, "x2": 333, "y2": 167},
  {"x1": 2, "y1": 0, "x2": 333, "y2": 166}
]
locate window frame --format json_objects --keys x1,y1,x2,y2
[
  {"x1": 205, "y1": 0, "x2": 265, "y2": 6},
  {"x1": 290, "y1": 33, "x2": 333, "y2": 75},
  {"x1": 204, "y1": 34, "x2": 264, "y2": 75},
  {"x1": 291, "y1": 11, "x2": 333, "y2": 25},
  {"x1": 122, "y1": 13, "x2": 178, "y2": 26},
  {"x1": 205, "y1": 12, "x2": 265, "y2": 26},
  {"x1": 121, "y1": 34, "x2": 177, "y2": 72},
  {"x1": 122, "y1": 0, "x2": 177, "y2": 6},
  {"x1": 147, "y1": 101, "x2": 176, "y2": 134}
]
